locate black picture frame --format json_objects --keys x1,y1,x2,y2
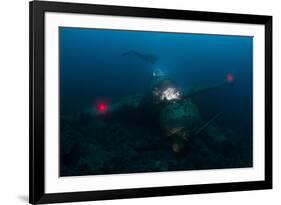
[{"x1": 29, "y1": 1, "x2": 272, "y2": 204}]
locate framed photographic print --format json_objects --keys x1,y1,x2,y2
[{"x1": 29, "y1": 0, "x2": 272, "y2": 204}]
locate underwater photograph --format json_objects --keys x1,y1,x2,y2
[{"x1": 59, "y1": 27, "x2": 253, "y2": 177}]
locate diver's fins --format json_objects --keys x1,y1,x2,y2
[{"x1": 194, "y1": 112, "x2": 223, "y2": 135}]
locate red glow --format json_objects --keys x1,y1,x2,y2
[
  {"x1": 226, "y1": 73, "x2": 234, "y2": 83},
  {"x1": 93, "y1": 97, "x2": 110, "y2": 115},
  {"x1": 97, "y1": 103, "x2": 107, "y2": 113}
]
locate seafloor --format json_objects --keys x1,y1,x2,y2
[{"x1": 60, "y1": 107, "x2": 252, "y2": 177}]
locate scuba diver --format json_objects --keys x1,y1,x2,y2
[
  {"x1": 121, "y1": 51, "x2": 158, "y2": 64},
  {"x1": 82, "y1": 51, "x2": 235, "y2": 152}
]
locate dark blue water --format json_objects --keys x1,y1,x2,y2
[{"x1": 59, "y1": 27, "x2": 253, "y2": 176}]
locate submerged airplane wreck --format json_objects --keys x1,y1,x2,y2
[{"x1": 81, "y1": 51, "x2": 235, "y2": 153}]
